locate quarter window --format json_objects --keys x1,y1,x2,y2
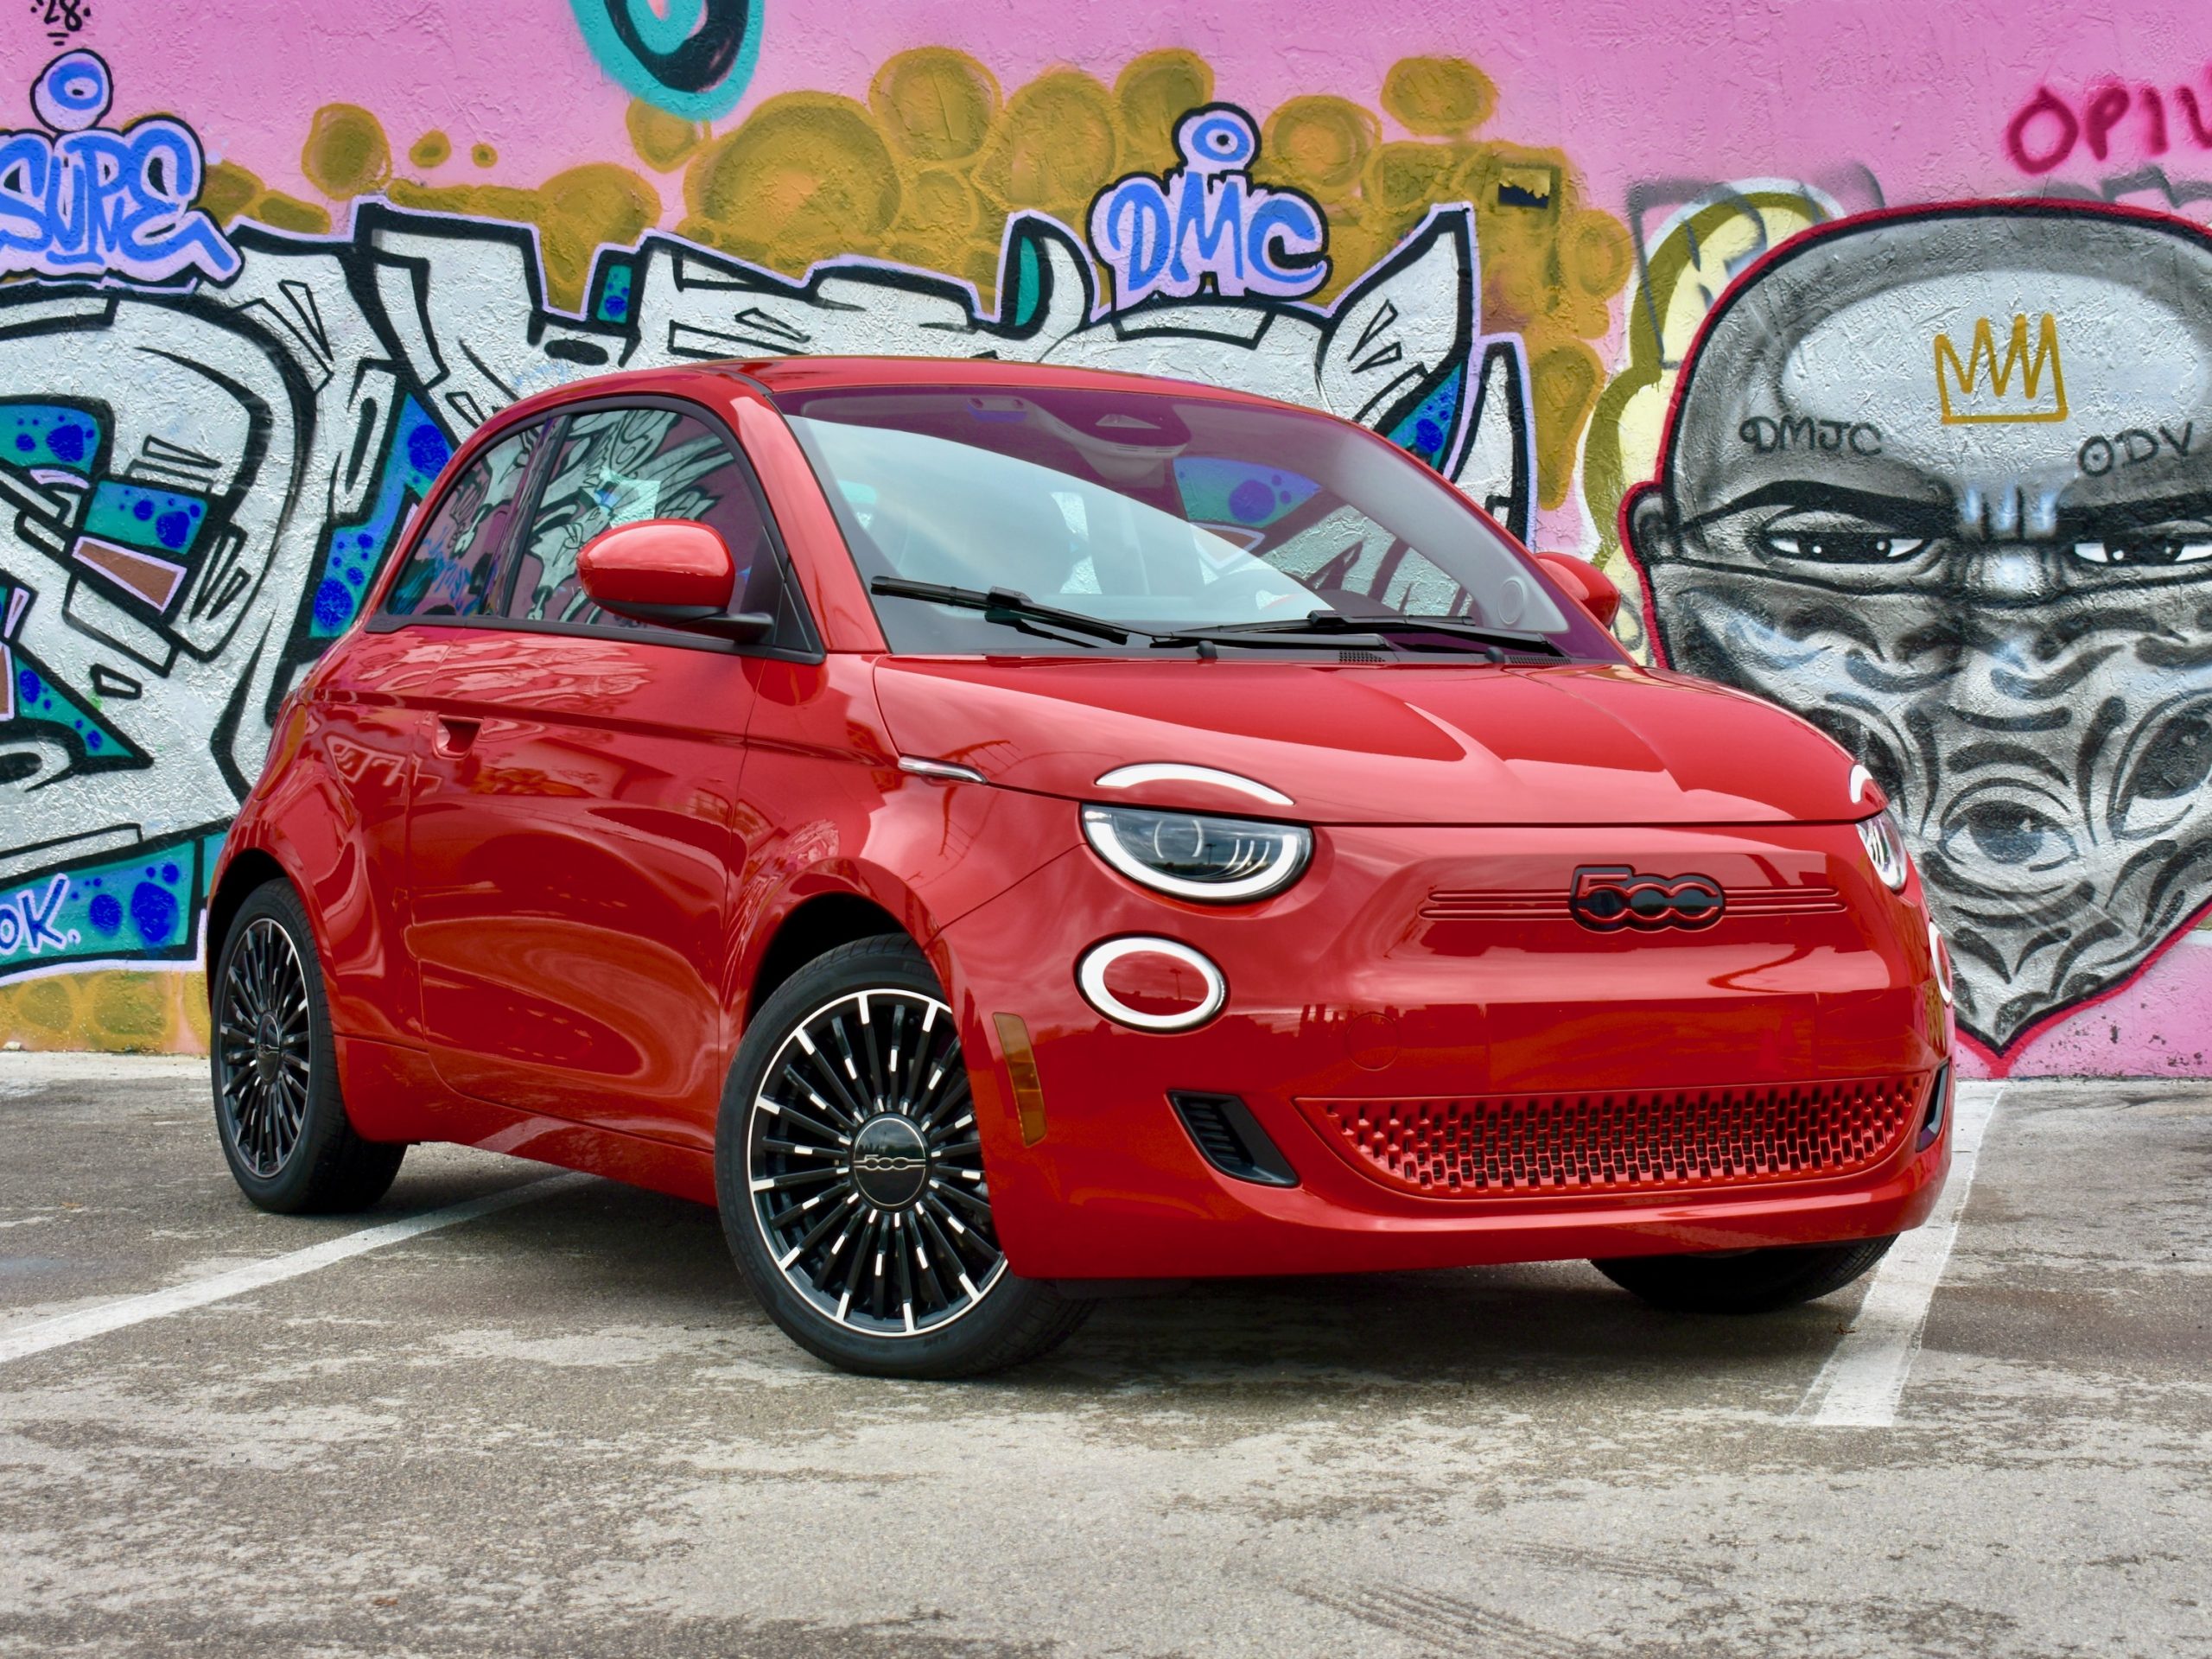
[
  {"x1": 500, "y1": 406, "x2": 779, "y2": 631},
  {"x1": 381, "y1": 423, "x2": 546, "y2": 618}
]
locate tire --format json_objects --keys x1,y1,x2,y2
[
  {"x1": 715, "y1": 933, "x2": 1091, "y2": 1378},
  {"x1": 210, "y1": 879, "x2": 404, "y2": 1214},
  {"x1": 1592, "y1": 1236, "x2": 1897, "y2": 1315}
]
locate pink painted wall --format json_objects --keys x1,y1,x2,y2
[
  {"x1": 89, "y1": 2, "x2": 2203, "y2": 222},
  {"x1": 1, "y1": 0, "x2": 2206, "y2": 1076}
]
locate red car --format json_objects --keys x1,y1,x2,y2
[{"x1": 207, "y1": 359, "x2": 1954, "y2": 1377}]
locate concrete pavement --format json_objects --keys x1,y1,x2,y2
[{"x1": 0, "y1": 1055, "x2": 2204, "y2": 1656}]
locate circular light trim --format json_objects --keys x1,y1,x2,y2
[
  {"x1": 1929, "y1": 920, "x2": 1954, "y2": 1007},
  {"x1": 1077, "y1": 938, "x2": 1228, "y2": 1032},
  {"x1": 1856, "y1": 808, "x2": 1910, "y2": 893},
  {"x1": 1080, "y1": 804, "x2": 1312, "y2": 903}
]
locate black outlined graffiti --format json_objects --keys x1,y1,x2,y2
[
  {"x1": 0, "y1": 196, "x2": 1529, "y2": 983},
  {"x1": 1089, "y1": 104, "x2": 1329, "y2": 305}
]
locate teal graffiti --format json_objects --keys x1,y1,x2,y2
[
  {"x1": 568, "y1": 0, "x2": 761, "y2": 122},
  {"x1": 2, "y1": 581, "x2": 141, "y2": 767},
  {"x1": 0, "y1": 831, "x2": 210, "y2": 969},
  {"x1": 312, "y1": 397, "x2": 451, "y2": 638}
]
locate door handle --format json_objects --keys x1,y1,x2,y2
[{"x1": 433, "y1": 716, "x2": 480, "y2": 756}]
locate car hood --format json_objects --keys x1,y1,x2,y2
[{"x1": 871, "y1": 658, "x2": 1866, "y2": 826}]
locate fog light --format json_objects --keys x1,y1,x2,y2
[{"x1": 1076, "y1": 938, "x2": 1226, "y2": 1032}]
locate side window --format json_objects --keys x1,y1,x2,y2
[
  {"x1": 382, "y1": 423, "x2": 546, "y2": 618},
  {"x1": 501, "y1": 405, "x2": 785, "y2": 634}
]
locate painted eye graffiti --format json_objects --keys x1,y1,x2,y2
[
  {"x1": 2071, "y1": 537, "x2": 2212, "y2": 565},
  {"x1": 1940, "y1": 800, "x2": 2078, "y2": 875},
  {"x1": 1756, "y1": 513, "x2": 1927, "y2": 563},
  {"x1": 2126, "y1": 711, "x2": 2212, "y2": 802},
  {"x1": 1764, "y1": 531, "x2": 1927, "y2": 561},
  {"x1": 2114, "y1": 706, "x2": 2212, "y2": 842}
]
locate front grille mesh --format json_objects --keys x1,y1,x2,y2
[{"x1": 1298, "y1": 1073, "x2": 1929, "y2": 1199}]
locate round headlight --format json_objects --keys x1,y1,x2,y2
[
  {"x1": 1080, "y1": 804, "x2": 1312, "y2": 903},
  {"x1": 1857, "y1": 808, "x2": 1911, "y2": 893}
]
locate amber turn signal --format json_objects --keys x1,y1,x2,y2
[{"x1": 993, "y1": 1013, "x2": 1048, "y2": 1147}]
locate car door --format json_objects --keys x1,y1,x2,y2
[
  {"x1": 406, "y1": 397, "x2": 808, "y2": 1150},
  {"x1": 317, "y1": 419, "x2": 550, "y2": 1043}
]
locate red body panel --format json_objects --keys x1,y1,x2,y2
[
  {"x1": 936, "y1": 817, "x2": 1947, "y2": 1277},
  {"x1": 213, "y1": 359, "x2": 1953, "y2": 1284}
]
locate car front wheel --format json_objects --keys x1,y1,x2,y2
[
  {"x1": 1592, "y1": 1236, "x2": 1897, "y2": 1314},
  {"x1": 715, "y1": 934, "x2": 1091, "y2": 1378}
]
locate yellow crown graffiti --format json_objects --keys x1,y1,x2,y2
[{"x1": 1933, "y1": 312, "x2": 2068, "y2": 424}]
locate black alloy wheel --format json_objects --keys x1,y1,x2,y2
[
  {"x1": 217, "y1": 916, "x2": 312, "y2": 1179},
  {"x1": 210, "y1": 880, "x2": 405, "y2": 1213},
  {"x1": 716, "y1": 935, "x2": 1090, "y2": 1377}
]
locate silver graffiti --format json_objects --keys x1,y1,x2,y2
[
  {"x1": 0, "y1": 197, "x2": 1528, "y2": 976},
  {"x1": 1629, "y1": 205, "x2": 2212, "y2": 1049}
]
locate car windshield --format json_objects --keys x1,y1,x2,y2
[{"x1": 777, "y1": 383, "x2": 1620, "y2": 659}]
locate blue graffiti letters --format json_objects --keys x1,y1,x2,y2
[
  {"x1": 0, "y1": 874, "x2": 76, "y2": 959},
  {"x1": 0, "y1": 53, "x2": 239, "y2": 286},
  {"x1": 1089, "y1": 105, "x2": 1329, "y2": 306}
]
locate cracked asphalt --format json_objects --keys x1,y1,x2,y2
[{"x1": 0, "y1": 1054, "x2": 2205, "y2": 1657}]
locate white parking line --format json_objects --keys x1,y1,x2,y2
[
  {"x1": 0, "y1": 1171, "x2": 595, "y2": 1366},
  {"x1": 1791, "y1": 1081, "x2": 2004, "y2": 1427}
]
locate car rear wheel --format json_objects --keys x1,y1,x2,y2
[
  {"x1": 715, "y1": 934, "x2": 1091, "y2": 1378},
  {"x1": 211, "y1": 879, "x2": 405, "y2": 1213},
  {"x1": 1592, "y1": 1236, "x2": 1897, "y2": 1314}
]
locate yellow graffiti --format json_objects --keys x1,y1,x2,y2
[
  {"x1": 195, "y1": 52, "x2": 1626, "y2": 517},
  {"x1": 301, "y1": 103, "x2": 391, "y2": 200},
  {"x1": 1580, "y1": 183, "x2": 1834, "y2": 658},
  {"x1": 0, "y1": 969, "x2": 209, "y2": 1055},
  {"x1": 1935, "y1": 313, "x2": 2067, "y2": 423}
]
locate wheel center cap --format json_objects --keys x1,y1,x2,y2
[{"x1": 850, "y1": 1113, "x2": 930, "y2": 1208}]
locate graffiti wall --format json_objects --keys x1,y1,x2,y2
[{"x1": 3, "y1": 0, "x2": 2211, "y2": 1077}]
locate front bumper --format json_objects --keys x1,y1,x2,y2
[{"x1": 934, "y1": 817, "x2": 1953, "y2": 1281}]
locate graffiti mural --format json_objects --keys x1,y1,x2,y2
[
  {"x1": 0, "y1": 40, "x2": 1563, "y2": 1031},
  {"x1": 22, "y1": 2, "x2": 2208, "y2": 1075},
  {"x1": 0, "y1": 51, "x2": 238, "y2": 284},
  {"x1": 569, "y1": 0, "x2": 762, "y2": 123},
  {"x1": 1090, "y1": 105, "x2": 1330, "y2": 304},
  {"x1": 1624, "y1": 203, "x2": 2212, "y2": 1052}
]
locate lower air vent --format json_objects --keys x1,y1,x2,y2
[
  {"x1": 1919, "y1": 1062, "x2": 1951, "y2": 1147},
  {"x1": 1299, "y1": 1072, "x2": 1931, "y2": 1199},
  {"x1": 1170, "y1": 1092, "x2": 1300, "y2": 1187}
]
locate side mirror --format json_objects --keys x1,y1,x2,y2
[
  {"x1": 577, "y1": 519, "x2": 773, "y2": 643},
  {"x1": 1532, "y1": 550, "x2": 1622, "y2": 630}
]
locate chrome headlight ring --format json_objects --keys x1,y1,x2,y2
[
  {"x1": 1857, "y1": 807, "x2": 1911, "y2": 893},
  {"x1": 1080, "y1": 804, "x2": 1312, "y2": 904}
]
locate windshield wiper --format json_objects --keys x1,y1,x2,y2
[
  {"x1": 868, "y1": 580, "x2": 1560, "y2": 659},
  {"x1": 869, "y1": 577, "x2": 1132, "y2": 646},
  {"x1": 1166, "y1": 612, "x2": 1567, "y2": 658}
]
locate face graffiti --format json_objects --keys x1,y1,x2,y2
[{"x1": 1627, "y1": 205, "x2": 2212, "y2": 1051}]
